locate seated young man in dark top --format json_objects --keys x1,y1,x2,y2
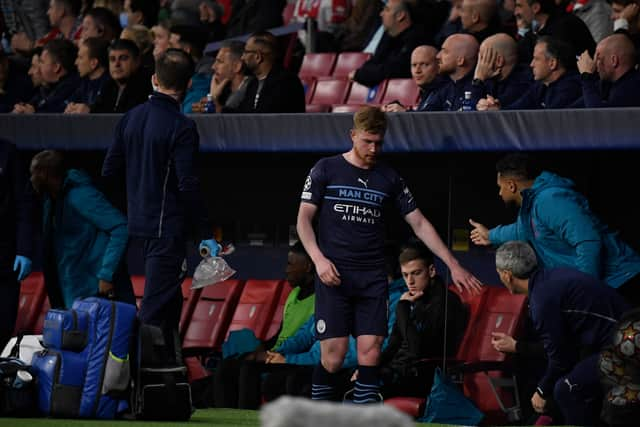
[{"x1": 360, "y1": 239, "x2": 469, "y2": 398}]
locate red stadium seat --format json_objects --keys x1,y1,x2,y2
[
  {"x1": 182, "y1": 279, "x2": 246, "y2": 355},
  {"x1": 308, "y1": 78, "x2": 350, "y2": 106},
  {"x1": 385, "y1": 286, "x2": 528, "y2": 424},
  {"x1": 298, "y1": 53, "x2": 337, "y2": 79},
  {"x1": 332, "y1": 52, "x2": 372, "y2": 79},
  {"x1": 131, "y1": 275, "x2": 145, "y2": 310},
  {"x1": 306, "y1": 104, "x2": 331, "y2": 113},
  {"x1": 225, "y1": 279, "x2": 285, "y2": 341},
  {"x1": 13, "y1": 272, "x2": 46, "y2": 335},
  {"x1": 380, "y1": 78, "x2": 420, "y2": 107},
  {"x1": 344, "y1": 80, "x2": 386, "y2": 105},
  {"x1": 331, "y1": 104, "x2": 364, "y2": 113},
  {"x1": 301, "y1": 77, "x2": 317, "y2": 104},
  {"x1": 265, "y1": 281, "x2": 293, "y2": 341}
]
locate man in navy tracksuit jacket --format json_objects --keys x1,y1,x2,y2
[
  {"x1": 102, "y1": 48, "x2": 209, "y2": 331},
  {"x1": 495, "y1": 241, "x2": 630, "y2": 426}
]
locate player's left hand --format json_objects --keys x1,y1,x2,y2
[{"x1": 450, "y1": 263, "x2": 483, "y2": 295}]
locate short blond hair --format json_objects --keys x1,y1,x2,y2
[{"x1": 353, "y1": 105, "x2": 387, "y2": 135}]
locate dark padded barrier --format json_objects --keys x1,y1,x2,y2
[{"x1": 2, "y1": 108, "x2": 640, "y2": 152}]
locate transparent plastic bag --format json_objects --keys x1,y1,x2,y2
[{"x1": 191, "y1": 256, "x2": 236, "y2": 289}]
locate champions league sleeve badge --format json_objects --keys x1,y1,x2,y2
[{"x1": 302, "y1": 175, "x2": 312, "y2": 200}]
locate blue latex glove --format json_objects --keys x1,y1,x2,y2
[
  {"x1": 13, "y1": 255, "x2": 32, "y2": 281},
  {"x1": 199, "y1": 239, "x2": 221, "y2": 257}
]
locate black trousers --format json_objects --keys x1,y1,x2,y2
[
  {"x1": 213, "y1": 359, "x2": 296, "y2": 409},
  {"x1": 135, "y1": 237, "x2": 185, "y2": 330},
  {"x1": 617, "y1": 273, "x2": 640, "y2": 308},
  {"x1": 0, "y1": 271, "x2": 19, "y2": 351}
]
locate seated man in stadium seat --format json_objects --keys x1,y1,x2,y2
[
  {"x1": 494, "y1": 240, "x2": 630, "y2": 426},
  {"x1": 348, "y1": 0, "x2": 427, "y2": 88},
  {"x1": 64, "y1": 37, "x2": 111, "y2": 114},
  {"x1": 470, "y1": 33, "x2": 533, "y2": 110},
  {"x1": 351, "y1": 239, "x2": 468, "y2": 399},
  {"x1": 381, "y1": 45, "x2": 447, "y2": 112},
  {"x1": 213, "y1": 241, "x2": 316, "y2": 409},
  {"x1": 192, "y1": 40, "x2": 252, "y2": 113},
  {"x1": 12, "y1": 39, "x2": 79, "y2": 114},
  {"x1": 422, "y1": 33, "x2": 479, "y2": 111},
  {"x1": 221, "y1": 31, "x2": 305, "y2": 114},
  {"x1": 29, "y1": 150, "x2": 135, "y2": 309},
  {"x1": 90, "y1": 38, "x2": 152, "y2": 114},
  {"x1": 477, "y1": 36, "x2": 582, "y2": 110},
  {"x1": 576, "y1": 33, "x2": 640, "y2": 107}
]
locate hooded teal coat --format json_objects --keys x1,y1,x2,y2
[
  {"x1": 43, "y1": 169, "x2": 128, "y2": 307},
  {"x1": 489, "y1": 171, "x2": 640, "y2": 288}
]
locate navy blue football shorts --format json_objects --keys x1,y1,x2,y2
[{"x1": 314, "y1": 267, "x2": 388, "y2": 340}]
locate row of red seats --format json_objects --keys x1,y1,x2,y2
[
  {"x1": 14, "y1": 274, "x2": 527, "y2": 424},
  {"x1": 304, "y1": 77, "x2": 421, "y2": 113},
  {"x1": 299, "y1": 52, "x2": 372, "y2": 80}
]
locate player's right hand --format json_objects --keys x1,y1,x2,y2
[{"x1": 316, "y1": 257, "x2": 341, "y2": 286}]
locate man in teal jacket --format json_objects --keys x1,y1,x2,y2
[
  {"x1": 470, "y1": 153, "x2": 640, "y2": 306},
  {"x1": 30, "y1": 150, "x2": 134, "y2": 308}
]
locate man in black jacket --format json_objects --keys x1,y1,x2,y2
[
  {"x1": 224, "y1": 30, "x2": 304, "y2": 113},
  {"x1": 373, "y1": 240, "x2": 468, "y2": 398}
]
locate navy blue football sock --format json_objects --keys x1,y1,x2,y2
[
  {"x1": 353, "y1": 365, "x2": 381, "y2": 404},
  {"x1": 311, "y1": 363, "x2": 336, "y2": 400}
]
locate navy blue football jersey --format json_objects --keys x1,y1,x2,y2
[{"x1": 300, "y1": 154, "x2": 417, "y2": 269}]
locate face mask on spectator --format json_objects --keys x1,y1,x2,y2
[{"x1": 119, "y1": 13, "x2": 128, "y2": 28}]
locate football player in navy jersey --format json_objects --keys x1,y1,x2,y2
[{"x1": 296, "y1": 106, "x2": 482, "y2": 404}]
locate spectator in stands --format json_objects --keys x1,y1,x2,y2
[
  {"x1": 169, "y1": 24, "x2": 212, "y2": 113},
  {"x1": 197, "y1": 0, "x2": 226, "y2": 42},
  {"x1": 151, "y1": 20, "x2": 171, "y2": 59},
  {"x1": 471, "y1": 33, "x2": 533, "y2": 109},
  {"x1": 348, "y1": 0, "x2": 425, "y2": 88},
  {"x1": 4, "y1": 0, "x2": 50, "y2": 57},
  {"x1": 102, "y1": 48, "x2": 211, "y2": 335},
  {"x1": 330, "y1": 0, "x2": 384, "y2": 52},
  {"x1": 192, "y1": 40, "x2": 251, "y2": 113},
  {"x1": 213, "y1": 240, "x2": 318, "y2": 409},
  {"x1": 423, "y1": 33, "x2": 479, "y2": 111},
  {"x1": 495, "y1": 240, "x2": 630, "y2": 426},
  {"x1": 123, "y1": 0, "x2": 159, "y2": 28},
  {"x1": 121, "y1": 24, "x2": 155, "y2": 75},
  {"x1": 477, "y1": 36, "x2": 582, "y2": 109},
  {"x1": 0, "y1": 138, "x2": 36, "y2": 350},
  {"x1": 64, "y1": 37, "x2": 110, "y2": 113},
  {"x1": 381, "y1": 45, "x2": 445, "y2": 112},
  {"x1": 611, "y1": 0, "x2": 640, "y2": 62},
  {"x1": 576, "y1": 32, "x2": 640, "y2": 106},
  {"x1": 80, "y1": 7, "x2": 122, "y2": 43},
  {"x1": 470, "y1": 152, "x2": 640, "y2": 306},
  {"x1": 91, "y1": 38, "x2": 152, "y2": 113},
  {"x1": 30, "y1": 150, "x2": 134, "y2": 309},
  {"x1": 516, "y1": 0, "x2": 596, "y2": 63},
  {"x1": 0, "y1": 51, "x2": 35, "y2": 113},
  {"x1": 225, "y1": 0, "x2": 285, "y2": 38},
  {"x1": 27, "y1": 48, "x2": 44, "y2": 88},
  {"x1": 297, "y1": 106, "x2": 481, "y2": 404},
  {"x1": 569, "y1": 0, "x2": 613, "y2": 43},
  {"x1": 460, "y1": 0, "x2": 502, "y2": 43},
  {"x1": 223, "y1": 31, "x2": 304, "y2": 113},
  {"x1": 435, "y1": 0, "x2": 464, "y2": 48},
  {"x1": 354, "y1": 240, "x2": 468, "y2": 399},
  {"x1": 13, "y1": 39, "x2": 79, "y2": 113},
  {"x1": 37, "y1": 0, "x2": 83, "y2": 47}
]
